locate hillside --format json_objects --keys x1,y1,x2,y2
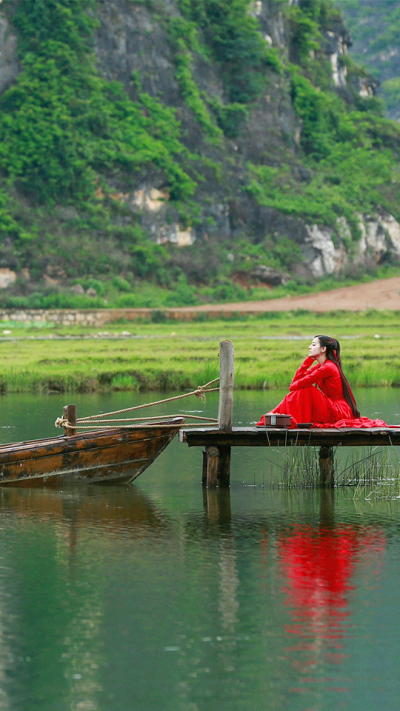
[
  {"x1": 336, "y1": 0, "x2": 400, "y2": 121},
  {"x1": 0, "y1": 0, "x2": 400, "y2": 309}
]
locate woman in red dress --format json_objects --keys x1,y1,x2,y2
[{"x1": 258, "y1": 335, "x2": 360, "y2": 427}]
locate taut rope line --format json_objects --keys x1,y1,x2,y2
[
  {"x1": 76, "y1": 414, "x2": 218, "y2": 423},
  {"x1": 55, "y1": 378, "x2": 219, "y2": 430},
  {"x1": 75, "y1": 378, "x2": 219, "y2": 422}
]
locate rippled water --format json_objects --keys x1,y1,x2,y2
[{"x1": 0, "y1": 389, "x2": 398, "y2": 710}]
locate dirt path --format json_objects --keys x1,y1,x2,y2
[{"x1": 177, "y1": 276, "x2": 400, "y2": 313}]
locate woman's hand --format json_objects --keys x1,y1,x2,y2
[{"x1": 302, "y1": 355, "x2": 315, "y2": 368}]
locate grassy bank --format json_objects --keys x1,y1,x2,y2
[{"x1": 0, "y1": 310, "x2": 398, "y2": 393}]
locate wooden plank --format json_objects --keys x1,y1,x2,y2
[{"x1": 181, "y1": 426, "x2": 400, "y2": 448}]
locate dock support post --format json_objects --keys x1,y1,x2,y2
[
  {"x1": 217, "y1": 446, "x2": 231, "y2": 488},
  {"x1": 205, "y1": 340, "x2": 234, "y2": 488},
  {"x1": 65, "y1": 404, "x2": 77, "y2": 437},
  {"x1": 319, "y1": 446, "x2": 334, "y2": 488},
  {"x1": 206, "y1": 446, "x2": 219, "y2": 488},
  {"x1": 202, "y1": 450, "x2": 207, "y2": 485}
]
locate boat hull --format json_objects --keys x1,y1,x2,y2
[{"x1": 0, "y1": 420, "x2": 183, "y2": 487}]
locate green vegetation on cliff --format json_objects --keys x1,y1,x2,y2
[
  {"x1": 0, "y1": 0, "x2": 399, "y2": 307},
  {"x1": 336, "y1": 0, "x2": 400, "y2": 120},
  {"x1": 0, "y1": 0, "x2": 196, "y2": 204}
]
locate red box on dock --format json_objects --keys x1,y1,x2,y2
[{"x1": 264, "y1": 414, "x2": 292, "y2": 428}]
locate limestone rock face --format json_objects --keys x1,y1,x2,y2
[
  {"x1": 300, "y1": 213, "x2": 400, "y2": 278},
  {"x1": 0, "y1": 0, "x2": 395, "y2": 284},
  {"x1": 88, "y1": 0, "x2": 390, "y2": 278}
]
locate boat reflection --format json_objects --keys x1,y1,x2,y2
[{"x1": 0, "y1": 484, "x2": 171, "y2": 539}]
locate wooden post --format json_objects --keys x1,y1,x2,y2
[
  {"x1": 63, "y1": 405, "x2": 69, "y2": 437},
  {"x1": 66, "y1": 404, "x2": 77, "y2": 437},
  {"x1": 217, "y1": 446, "x2": 231, "y2": 488},
  {"x1": 217, "y1": 340, "x2": 234, "y2": 487},
  {"x1": 319, "y1": 446, "x2": 334, "y2": 488},
  {"x1": 218, "y1": 340, "x2": 234, "y2": 432},
  {"x1": 206, "y1": 446, "x2": 219, "y2": 488},
  {"x1": 202, "y1": 450, "x2": 207, "y2": 485}
]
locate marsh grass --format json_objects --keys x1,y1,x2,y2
[
  {"x1": 0, "y1": 310, "x2": 398, "y2": 392},
  {"x1": 279, "y1": 447, "x2": 320, "y2": 488},
  {"x1": 267, "y1": 443, "x2": 400, "y2": 492}
]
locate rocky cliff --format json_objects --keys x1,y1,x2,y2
[
  {"x1": 336, "y1": 0, "x2": 400, "y2": 122},
  {"x1": 0, "y1": 0, "x2": 399, "y2": 307}
]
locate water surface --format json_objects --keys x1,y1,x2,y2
[{"x1": 0, "y1": 389, "x2": 398, "y2": 710}]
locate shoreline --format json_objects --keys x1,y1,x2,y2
[
  {"x1": 0, "y1": 310, "x2": 397, "y2": 393},
  {"x1": 0, "y1": 276, "x2": 400, "y2": 326}
]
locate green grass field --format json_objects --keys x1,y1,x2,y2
[{"x1": 0, "y1": 309, "x2": 398, "y2": 393}]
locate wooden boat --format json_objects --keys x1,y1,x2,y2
[{"x1": 0, "y1": 418, "x2": 184, "y2": 487}]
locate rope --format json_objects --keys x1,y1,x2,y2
[
  {"x1": 74, "y1": 378, "x2": 220, "y2": 423},
  {"x1": 62, "y1": 421, "x2": 218, "y2": 430},
  {"x1": 76, "y1": 414, "x2": 218, "y2": 424},
  {"x1": 55, "y1": 377, "x2": 220, "y2": 431}
]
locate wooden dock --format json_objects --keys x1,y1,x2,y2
[
  {"x1": 179, "y1": 340, "x2": 400, "y2": 489},
  {"x1": 180, "y1": 426, "x2": 400, "y2": 449}
]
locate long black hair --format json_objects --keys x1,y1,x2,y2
[{"x1": 315, "y1": 335, "x2": 360, "y2": 418}]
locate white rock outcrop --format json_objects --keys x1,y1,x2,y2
[
  {"x1": 132, "y1": 187, "x2": 170, "y2": 212},
  {"x1": 302, "y1": 212, "x2": 400, "y2": 277},
  {"x1": 156, "y1": 225, "x2": 195, "y2": 247},
  {"x1": 0, "y1": 268, "x2": 17, "y2": 289}
]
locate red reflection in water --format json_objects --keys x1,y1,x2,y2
[
  {"x1": 275, "y1": 523, "x2": 386, "y2": 690},
  {"x1": 278, "y1": 525, "x2": 385, "y2": 640}
]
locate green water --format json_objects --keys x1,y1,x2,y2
[{"x1": 0, "y1": 389, "x2": 399, "y2": 710}]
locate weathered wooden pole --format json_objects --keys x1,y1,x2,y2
[
  {"x1": 319, "y1": 446, "x2": 334, "y2": 487},
  {"x1": 202, "y1": 450, "x2": 208, "y2": 485},
  {"x1": 63, "y1": 405, "x2": 69, "y2": 436},
  {"x1": 206, "y1": 340, "x2": 234, "y2": 488},
  {"x1": 218, "y1": 340, "x2": 234, "y2": 433},
  {"x1": 206, "y1": 446, "x2": 219, "y2": 487},
  {"x1": 66, "y1": 404, "x2": 77, "y2": 437}
]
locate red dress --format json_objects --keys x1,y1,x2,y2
[{"x1": 258, "y1": 356, "x2": 353, "y2": 427}]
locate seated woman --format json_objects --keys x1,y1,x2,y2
[{"x1": 257, "y1": 335, "x2": 360, "y2": 427}]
